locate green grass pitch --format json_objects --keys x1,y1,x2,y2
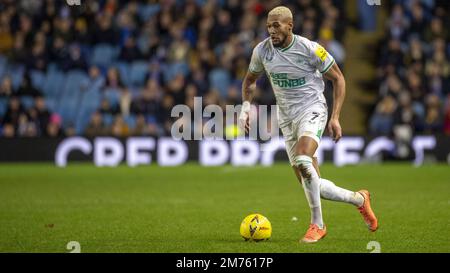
[{"x1": 0, "y1": 163, "x2": 449, "y2": 253}]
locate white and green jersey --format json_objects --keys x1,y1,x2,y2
[{"x1": 249, "y1": 34, "x2": 335, "y2": 127}]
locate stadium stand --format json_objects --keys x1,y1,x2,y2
[
  {"x1": 369, "y1": 0, "x2": 450, "y2": 136},
  {"x1": 9, "y1": 0, "x2": 445, "y2": 138}
]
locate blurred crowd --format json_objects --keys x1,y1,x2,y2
[
  {"x1": 370, "y1": 0, "x2": 450, "y2": 137},
  {"x1": 0, "y1": 0, "x2": 346, "y2": 138}
]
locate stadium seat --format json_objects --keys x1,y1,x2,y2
[
  {"x1": 61, "y1": 70, "x2": 88, "y2": 99},
  {"x1": 57, "y1": 98, "x2": 80, "y2": 128},
  {"x1": 45, "y1": 97, "x2": 57, "y2": 112},
  {"x1": 129, "y1": 61, "x2": 149, "y2": 87},
  {"x1": 81, "y1": 87, "x2": 102, "y2": 110},
  {"x1": 102, "y1": 113, "x2": 114, "y2": 126},
  {"x1": 161, "y1": 62, "x2": 189, "y2": 83},
  {"x1": 75, "y1": 87, "x2": 102, "y2": 134},
  {"x1": 9, "y1": 64, "x2": 25, "y2": 90},
  {"x1": 0, "y1": 56, "x2": 7, "y2": 79},
  {"x1": 138, "y1": 3, "x2": 161, "y2": 21},
  {"x1": 43, "y1": 71, "x2": 66, "y2": 97},
  {"x1": 56, "y1": 69, "x2": 88, "y2": 127},
  {"x1": 46, "y1": 62, "x2": 59, "y2": 73},
  {"x1": 75, "y1": 107, "x2": 96, "y2": 135},
  {"x1": 114, "y1": 62, "x2": 131, "y2": 87},
  {"x1": 209, "y1": 68, "x2": 231, "y2": 98},
  {"x1": 30, "y1": 70, "x2": 46, "y2": 90},
  {"x1": 124, "y1": 114, "x2": 136, "y2": 128},
  {"x1": 103, "y1": 88, "x2": 121, "y2": 107},
  {"x1": 20, "y1": 96, "x2": 35, "y2": 110},
  {"x1": 0, "y1": 98, "x2": 7, "y2": 117},
  {"x1": 90, "y1": 44, "x2": 120, "y2": 68}
]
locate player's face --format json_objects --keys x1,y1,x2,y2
[{"x1": 267, "y1": 15, "x2": 292, "y2": 47}]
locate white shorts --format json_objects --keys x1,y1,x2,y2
[{"x1": 280, "y1": 104, "x2": 328, "y2": 166}]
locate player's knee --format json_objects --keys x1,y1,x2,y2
[
  {"x1": 296, "y1": 146, "x2": 310, "y2": 155},
  {"x1": 294, "y1": 155, "x2": 313, "y2": 179}
]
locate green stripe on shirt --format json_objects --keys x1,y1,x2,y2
[{"x1": 320, "y1": 59, "x2": 335, "y2": 74}]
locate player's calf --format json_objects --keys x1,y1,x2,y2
[{"x1": 294, "y1": 155, "x2": 324, "y2": 229}]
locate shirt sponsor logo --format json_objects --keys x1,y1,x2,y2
[{"x1": 270, "y1": 73, "x2": 306, "y2": 88}]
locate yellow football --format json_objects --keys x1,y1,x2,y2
[{"x1": 240, "y1": 213, "x2": 272, "y2": 241}]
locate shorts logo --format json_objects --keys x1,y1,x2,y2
[
  {"x1": 315, "y1": 45, "x2": 328, "y2": 62},
  {"x1": 317, "y1": 129, "x2": 323, "y2": 138}
]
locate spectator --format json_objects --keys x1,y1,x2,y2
[
  {"x1": 93, "y1": 13, "x2": 119, "y2": 45},
  {"x1": 371, "y1": 0, "x2": 449, "y2": 137},
  {"x1": 63, "y1": 44, "x2": 88, "y2": 72},
  {"x1": 17, "y1": 112, "x2": 38, "y2": 137},
  {"x1": 46, "y1": 114, "x2": 65, "y2": 138},
  {"x1": 32, "y1": 96, "x2": 51, "y2": 135},
  {"x1": 131, "y1": 79, "x2": 160, "y2": 118},
  {"x1": 131, "y1": 114, "x2": 146, "y2": 136},
  {"x1": 9, "y1": 32, "x2": 27, "y2": 64},
  {"x1": 0, "y1": 76, "x2": 14, "y2": 98},
  {"x1": 1, "y1": 123, "x2": 15, "y2": 137},
  {"x1": 104, "y1": 67, "x2": 125, "y2": 90},
  {"x1": 159, "y1": 94, "x2": 175, "y2": 132},
  {"x1": 84, "y1": 111, "x2": 109, "y2": 137},
  {"x1": 16, "y1": 74, "x2": 42, "y2": 97},
  {"x1": 444, "y1": 95, "x2": 450, "y2": 135},
  {"x1": 111, "y1": 115, "x2": 129, "y2": 137},
  {"x1": 393, "y1": 91, "x2": 421, "y2": 131},
  {"x1": 119, "y1": 36, "x2": 142, "y2": 63},
  {"x1": 82, "y1": 65, "x2": 105, "y2": 91},
  {"x1": 50, "y1": 36, "x2": 69, "y2": 69},
  {"x1": 119, "y1": 88, "x2": 132, "y2": 116},
  {"x1": 370, "y1": 96, "x2": 397, "y2": 135},
  {"x1": 99, "y1": 98, "x2": 118, "y2": 115},
  {"x1": 423, "y1": 94, "x2": 443, "y2": 133},
  {"x1": 73, "y1": 17, "x2": 91, "y2": 46},
  {"x1": 2, "y1": 96, "x2": 24, "y2": 126},
  {"x1": 26, "y1": 38, "x2": 48, "y2": 71},
  {"x1": 387, "y1": 4, "x2": 409, "y2": 41},
  {"x1": 0, "y1": 0, "x2": 349, "y2": 138},
  {"x1": 0, "y1": 20, "x2": 13, "y2": 53}
]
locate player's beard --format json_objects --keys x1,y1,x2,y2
[{"x1": 272, "y1": 34, "x2": 287, "y2": 48}]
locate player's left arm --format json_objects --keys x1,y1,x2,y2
[{"x1": 323, "y1": 63, "x2": 345, "y2": 143}]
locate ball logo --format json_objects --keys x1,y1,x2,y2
[
  {"x1": 249, "y1": 215, "x2": 260, "y2": 236},
  {"x1": 249, "y1": 224, "x2": 257, "y2": 236}
]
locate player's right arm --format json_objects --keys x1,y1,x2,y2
[
  {"x1": 240, "y1": 46, "x2": 264, "y2": 132},
  {"x1": 240, "y1": 71, "x2": 260, "y2": 133},
  {"x1": 242, "y1": 71, "x2": 260, "y2": 103}
]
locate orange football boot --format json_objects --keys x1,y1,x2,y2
[
  {"x1": 301, "y1": 224, "x2": 327, "y2": 243},
  {"x1": 357, "y1": 190, "x2": 378, "y2": 232}
]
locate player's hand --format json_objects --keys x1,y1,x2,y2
[
  {"x1": 239, "y1": 101, "x2": 251, "y2": 133},
  {"x1": 328, "y1": 118, "x2": 342, "y2": 143}
]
